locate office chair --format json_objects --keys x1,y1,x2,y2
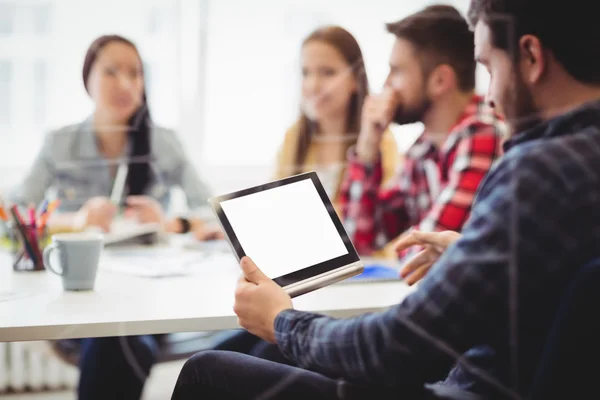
[
  {"x1": 50, "y1": 330, "x2": 239, "y2": 366},
  {"x1": 529, "y1": 258, "x2": 600, "y2": 399}
]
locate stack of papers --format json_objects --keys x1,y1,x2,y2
[
  {"x1": 97, "y1": 219, "x2": 162, "y2": 246},
  {"x1": 100, "y1": 247, "x2": 202, "y2": 278}
]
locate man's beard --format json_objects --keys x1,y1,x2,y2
[
  {"x1": 503, "y1": 69, "x2": 541, "y2": 136},
  {"x1": 392, "y1": 91, "x2": 432, "y2": 125}
]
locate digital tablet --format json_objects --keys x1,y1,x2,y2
[{"x1": 208, "y1": 172, "x2": 363, "y2": 297}]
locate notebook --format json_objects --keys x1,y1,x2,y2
[
  {"x1": 100, "y1": 247, "x2": 201, "y2": 278},
  {"x1": 98, "y1": 219, "x2": 162, "y2": 246},
  {"x1": 339, "y1": 258, "x2": 402, "y2": 284}
]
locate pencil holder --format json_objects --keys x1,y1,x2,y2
[{"x1": 7, "y1": 222, "x2": 49, "y2": 272}]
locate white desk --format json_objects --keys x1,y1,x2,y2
[{"x1": 0, "y1": 248, "x2": 414, "y2": 342}]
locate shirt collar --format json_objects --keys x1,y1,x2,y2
[
  {"x1": 406, "y1": 94, "x2": 489, "y2": 159},
  {"x1": 406, "y1": 134, "x2": 437, "y2": 159},
  {"x1": 503, "y1": 97, "x2": 600, "y2": 152}
]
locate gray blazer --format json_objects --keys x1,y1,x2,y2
[{"x1": 9, "y1": 118, "x2": 212, "y2": 214}]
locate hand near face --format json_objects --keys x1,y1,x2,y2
[
  {"x1": 394, "y1": 230, "x2": 462, "y2": 285},
  {"x1": 233, "y1": 257, "x2": 293, "y2": 343},
  {"x1": 356, "y1": 87, "x2": 401, "y2": 163}
]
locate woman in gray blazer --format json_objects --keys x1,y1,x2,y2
[
  {"x1": 10, "y1": 38, "x2": 218, "y2": 239},
  {"x1": 10, "y1": 34, "x2": 220, "y2": 400}
]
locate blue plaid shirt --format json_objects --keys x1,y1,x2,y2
[{"x1": 275, "y1": 99, "x2": 600, "y2": 398}]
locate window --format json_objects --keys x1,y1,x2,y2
[
  {"x1": 148, "y1": 5, "x2": 174, "y2": 36},
  {"x1": 0, "y1": 0, "x2": 180, "y2": 175},
  {"x1": 30, "y1": 2, "x2": 52, "y2": 35},
  {"x1": 32, "y1": 59, "x2": 47, "y2": 127},
  {"x1": 0, "y1": 2, "x2": 16, "y2": 34},
  {"x1": 0, "y1": 60, "x2": 11, "y2": 127}
]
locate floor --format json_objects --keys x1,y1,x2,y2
[{"x1": 0, "y1": 359, "x2": 186, "y2": 400}]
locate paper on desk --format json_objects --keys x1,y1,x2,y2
[
  {"x1": 182, "y1": 239, "x2": 232, "y2": 253},
  {"x1": 100, "y1": 247, "x2": 203, "y2": 278},
  {"x1": 101, "y1": 219, "x2": 162, "y2": 245},
  {"x1": 0, "y1": 291, "x2": 32, "y2": 303}
]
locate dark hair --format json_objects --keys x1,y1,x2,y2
[
  {"x1": 386, "y1": 5, "x2": 476, "y2": 91},
  {"x1": 467, "y1": 0, "x2": 600, "y2": 84},
  {"x1": 294, "y1": 26, "x2": 369, "y2": 175},
  {"x1": 82, "y1": 34, "x2": 152, "y2": 196}
]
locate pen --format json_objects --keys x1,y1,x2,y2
[
  {"x1": 28, "y1": 204, "x2": 36, "y2": 227},
  {"x1": 36, "y1": 199, "x2": 49, "y2": 218},
  {"x1": 0, "y1": 197, "x2": 8, "y2": 222},
  {"x1": 11, "y1": 205, "x2": 25, "y2": 226},
  {"x1": 45, "y1": 199, "x2": 60, "y2": 214},
  {"x1": 10, "y1": 206, "x2": 38, "y2": 265},
  {"x1": 110, "y1": 162, "x2": 129, "y2": 206},
  {"x1": 38, "y1": 199, "x2": 61, "y2": 230},
  {"x1": 27, "y1": 226, "x2": 43, "y2": 270}
]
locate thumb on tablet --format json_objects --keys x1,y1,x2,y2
[{"x1": 241, "y1": 257, "x2": 268, "y2": 284}]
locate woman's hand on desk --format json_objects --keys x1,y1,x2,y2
[
  {"x1": 193, "y1": 225, "x2": 225, "y2": 241},
  {"x1": 394, "y1": 230, "x2": 462, "y2": 285},
  {"x1": 125, "y1": 195, "x2": 165, "y2": 224},
  {"x1": 76, "y1": 197, "x2": 117, "y2": 232},
  {"x1": 234, "y1": 257, "x2": 293, "y2": 343}
]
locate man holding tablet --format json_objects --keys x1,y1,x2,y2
[{"x1": 171, "y1": 0, "x2": 600, "y2": 398}]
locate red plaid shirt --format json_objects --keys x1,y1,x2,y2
[{"x1": 340, "y1": 95, "x2": 507, "y2": 256}]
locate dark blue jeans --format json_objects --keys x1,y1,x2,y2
[
  {"x1": 170, "y1": 350, "x2": 486, "y2": 400},
  {"x1": 170, "y1": 350, "x2": 421, "y2": 399},
  {"x1": 212, "y1": 331, "x2": 494, "y2": 397},
  {"x1": 78, "y1": 335, "x2": 161, "y2": 400},
  {"x1": 213, "y1": 330, "x2": 293, "y2": 365}
]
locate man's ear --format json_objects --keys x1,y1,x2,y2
[
  {"x1": 427, "y1": 64, "x2": 457, "y2": 98},
  {"x1": 519, "y1": 34, "x2": 546, "y2": 84}
]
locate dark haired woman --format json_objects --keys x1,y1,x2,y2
[
  {"x1": 9, "y1": 35, "x2": 219, "y2": 399},
  {"x1": 10, "y1": 34, "x2": 219, "y2": 240}
]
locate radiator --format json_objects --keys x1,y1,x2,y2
[{"x1": 0, "y1": 342, "x2": 78, "y2": 394}]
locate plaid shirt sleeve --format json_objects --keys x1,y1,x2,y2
[
  {"x1": 417, "y1": 123, "x2": 502, "y2": 232},
  {"x1": 340, "y1": 121, "x2": 502, "y2": 256},
  {"x1": 275, "y1": 146, "x2": 578, "y2": 390},
  {"x1": 338, "y1": 155, "x2": 410, "y2": 255}
]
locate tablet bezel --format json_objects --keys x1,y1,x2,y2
[{"x1": 208, "y1": 171, "x2": 361, "y2": 287}]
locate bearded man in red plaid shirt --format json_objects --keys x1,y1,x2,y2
[{"x1": 340, "y1": 6, "x2": 507, "y2": 262}]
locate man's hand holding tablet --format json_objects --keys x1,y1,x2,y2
[
  {"x1": 234, "y1": 256, "x2": 293, "y2": 343},
  {"x1": 208, "y1": 172, "x2": 364, "y2": 299}
]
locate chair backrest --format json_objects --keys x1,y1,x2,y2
[
  {"x1": 529, "y1": 258, "x2": 600, "y2": 399},
  {"x1": 51, "y1": 331, "x2": 237, "y2": 366}
]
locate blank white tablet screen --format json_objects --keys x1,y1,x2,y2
[{"x1": 219, "y1": 179, "x2": 348, "y2": 279}]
